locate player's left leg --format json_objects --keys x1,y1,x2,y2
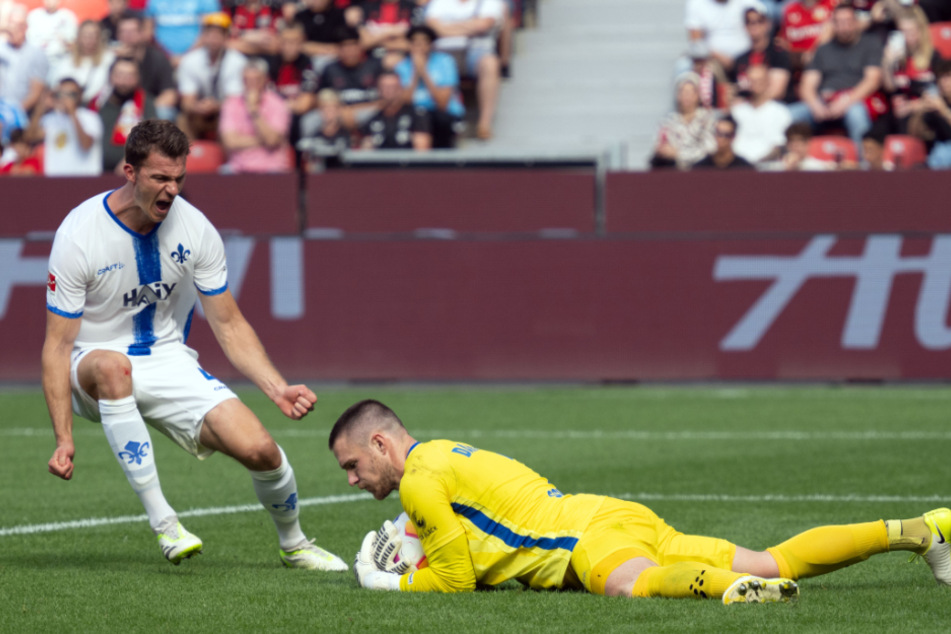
[
  {"x1": 199, "y1": 399, "x2": 347, "y2": 571},
  {"x1": 761, "y1": 510, "x2": 950, "y2": 584}
]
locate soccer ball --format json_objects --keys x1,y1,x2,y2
[{"x1": 392, "y1": 512, "x2": 428, "y2": 571}]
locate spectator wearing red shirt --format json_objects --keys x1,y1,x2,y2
[
  {"x1": 0, "y1": 128, "x2": 42, "y2": 175},
  {"x1": 266, "y1": 21, "x2": 319, "y2": 148},
  {"x1": 779, "y1": 0, "x2": 836, "y2": 72},
  {"x1": 352, "y1": 0, "x2": 421, "y2": 68},
  {"x1": 226, "y1": 0, "x2": 282, "y2": 55},
  {"x1": 882, "y1": 5, "x2": 939, "y2": 133}
]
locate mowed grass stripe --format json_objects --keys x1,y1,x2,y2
[{"x1": 4, "y1": 491, "x2": 944, "y2": 538}]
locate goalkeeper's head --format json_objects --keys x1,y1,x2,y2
[{"x1": 330, "y1": 400, "x2": 416, "y2": 500}]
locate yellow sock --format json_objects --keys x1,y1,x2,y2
[
  {"x1": 884, "y1": 517, "x2": 930, "y2": 552},
  {"x1": 767, "y1": 520, "x2": 888, "y2": 580},
  {"x1": 631, "y1": 562, "x2": 745, "y2": 599}
]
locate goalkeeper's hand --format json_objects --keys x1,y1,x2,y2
[
  {"x1": 373, "y1": 519, "x2": 412, "y2": 575},
  {"x1": 354, "y1": 530, "x2": 401, "y2": 591}
]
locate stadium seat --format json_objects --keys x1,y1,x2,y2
[
  {"x1": 808, "y1": 136, "x2": 858, "y2": 164},
  {"x1": 883, "y1": 135, "x2": 928, "y2": 170},
  {"x1": 186, "y1": 140, "x2": 225, "y2": 174},
  {"x1": 931, "y1": 22, "x2": 951, "y2": 60}
]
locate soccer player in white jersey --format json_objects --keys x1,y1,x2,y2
[{"x1": 42, "y1": 119, "x2": 347, "y2": 572}]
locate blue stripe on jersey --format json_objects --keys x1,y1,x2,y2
[
  {"x1": 450, "y1": 503, "x2": 579, "y2": 553},
  {"x1": 47, "y1": 304, "x2": 82, "y2": 319},
  {"x1": 182, "y1": 306, "x2": 195, "y2": 343},
  {"x1": 128, "y1": 230, "x2": 162, "y2": 356},
  {"x1": 198, "y1": 282, "x2": 228, "y2": 296}
]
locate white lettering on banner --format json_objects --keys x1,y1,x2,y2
[
  {"x1": 0, "y1": 236, "x2": 303, "y2": 321},
  {"x1": 714, "y1": 235, "x2": 951, "y2": 351},
  {"x1": 0, "y1": 240, "x2": 49, "y2": 319}
]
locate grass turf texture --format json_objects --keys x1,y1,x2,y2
[{"x1": 1, "y1": 385, "x2": 949, "y2": 632}]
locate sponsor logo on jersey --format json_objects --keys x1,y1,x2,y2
[
  {"x1": 47, "y1": 272, "x2": 56, "y2": 292},
  {"x1": 97, "y1": 262, "x2": 125, "y2": 276},
  {"x1": 171, "y1": 243, "x2": 191, "y2": 264},
  {"x1": 123, "y1": 282, "x2": 177, "y2": 307}
]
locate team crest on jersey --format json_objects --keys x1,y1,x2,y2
[
  {"x1": 123, "y1": 282, "x2": 177, "y2": 307},
  {"x1": 171, "y1": 243, "x2": 191, "y2": 264}
]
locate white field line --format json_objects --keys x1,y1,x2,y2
[
  {"x1": 0, "y1": 492, "x2": 372, "y2": 538},
  {"x1": 3, "y1": 491, "x2": 945, "y2": 539}
]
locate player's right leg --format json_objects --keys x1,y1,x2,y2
[{"x1": 73, "y1": 349, "x2": 201, "y2": 564}]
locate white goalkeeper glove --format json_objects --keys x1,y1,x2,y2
[
  {"x1": 373, "y1": 519, "x2": 412, "y2": 575},
  {"x1": 354, "y1": 530, "x2": 401, "y2": 591}
]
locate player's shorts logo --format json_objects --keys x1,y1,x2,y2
[
  {"x1": 171, "y1": 243, "x2": 191, "y2": 264},
  {"x1": 118, "y1": 440, "x2": 150, "y2": 465}
]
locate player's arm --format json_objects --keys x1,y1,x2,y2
[
  {"x1": 42, "y1": 311, "x2": 81, "y2": 480},
  {"x1": 396, "y1": 475, "x2": 476, "y2": 592},
  {"x1": 198, "y1": 289, "x2": 316, "y2": 419}
]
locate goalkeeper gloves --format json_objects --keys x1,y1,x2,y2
[
  {"x1": 373, "y1": 519, "x2": 413, "y2": 575},
  {"x1": 354, "y1": 531, "x2": 401, "y2": 591}
]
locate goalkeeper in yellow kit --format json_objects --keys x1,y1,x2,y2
[{"x1": 329, "y1": 400, "x2": 951, "y2": 603}]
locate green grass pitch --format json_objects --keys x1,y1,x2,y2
[{"x1": 1, "y1": 385, "x2": 949, "y2": 632}]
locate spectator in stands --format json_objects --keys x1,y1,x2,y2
[
  {"x1": 0, "y1": 128, "x2": 42, "y2": 174},
  {"x1": 25, "y1": 77, "x2": 102, "y2": 176},
  {"x1": 730, "y1": 5, "x2": 793, "y2": 104},
  {"x1": 178, "y1": 12, "x2": 248, "y2": 139},
  {"x1": 424, "y1": 0, "x2": 504, "y2": 140},
  {"x1": 882, "y1": 5, "x2": 939, "y2": 134},
  {"x1": 51, "y1": 20, "x2": 115, "y2": 105},
  {"x1": 0, "y1": 5, "x2": 49, "y2": 114},
  {"x1": 145, "y1": 0, "x2": 220, "y2": 64},
  {"x1": 351, "y1": 0, "x2": 420, "y2": 68},
  {"x1": 26, "y1": 0, "x2": 78, "y2": 68},
  {"x1": 731, "y1": 64, "x2": 793, "y2": 163},
  {"x1": 227, "y1": 0, "x2": 281, "y2": 56},
  {"x1": 861, "y1": 128, "x2": 889, "y2": 169},
  {"x1": 267, "y1": 21, "x2": 319, "y2": 148},
  {"x1": 692, "y1": 114, "x2": 755, "y2": 169},
  {"x1": 771, "y1": 121, "x2": 837, "y2": 170},
  {"x1": 395, "y1": 24, "x2": 465, "y2": 148},
  {"x1": 360, "y1": 70, "x2": 432, "y2": 150},
  {"x1": 909, "y1": 59, "x2": 951, "y2": 168},
  {"x1": 0, "y1": 96, "x2": 28, "y2": 145},
  {"x1": 307, "y1": 26, "x2": 382, "y2": 132},
  {"x1": 649, "y1": 71, "x2": 717, "y2": 170},
  {"x1": 95, "y1": 57, "x2": 155, "y2": 173},
  {"x1": 778, "y1": 0, "x2": 835, "y2": 93},
  {"x1": 220, "y1": 57, "x2": 292, "y2": 172},
  {"x1": 100, "y1": 0, "x2": 128, "y2": 46},
  {"x1": 298, "y1": 88, "x2": 351, "y2": 168},
  {"x1": 789, "y1": 3, "x2": 885, "y2": 156},
  {"x1": 684, "y1": 0, "x2": 758, "y2": 73},
  {"x1": 296, "y1": 0, "x2": 348, "y2": 67},
  {"x1": 114, "y1": 12, "x2": 178, "y2": 121}
]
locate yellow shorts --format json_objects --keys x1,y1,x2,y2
[{"x1": 566, "y1": 498, "x2": 737, "y2": 595}]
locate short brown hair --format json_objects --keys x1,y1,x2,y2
[{"x1": 124, "y1": 119, "x2": 189, "y2": 170}]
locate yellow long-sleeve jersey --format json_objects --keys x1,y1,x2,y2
[{"x1": 398, "y1": 440, "x2": 604, "y2": 592}]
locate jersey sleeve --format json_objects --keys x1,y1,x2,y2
[
  {"x1": 397, "y1": 456, "x2": 477, "y2": 592},
  {"x1": 46, "y1": 228, "x2": 90, "y2": 318},
  {"x1": 192, "y1": 216, "x2": 229, "y2": 295}
]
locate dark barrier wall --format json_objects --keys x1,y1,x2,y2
[
  {"x1": 307, "y1": 170, "x2": 597, "y2": 233},
  {"x1": 2, "y1": 171, "x2": 950, "y2": 381}
]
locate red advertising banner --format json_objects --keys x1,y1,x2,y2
[
  {"x1": 306, "y1": 169, "x2": 597, "y2": 233},
  {"x1": 3, "y1": 233, "x2": 950, "y2": 381}
]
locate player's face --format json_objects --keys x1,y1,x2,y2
[
  {"x1": 129, "y1": 152, "x2": 187, "y2": 225},
  {"x1": 333, "y1": 437, "x2": 399, "y2": 500}
]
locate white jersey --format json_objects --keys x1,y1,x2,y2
[{"x1": 46, "y1": 191, "x2": 228, "y2": 356}]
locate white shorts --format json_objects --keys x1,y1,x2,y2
[{"x1": 70, "y1": 345, "x2": 238, "y2": 459}]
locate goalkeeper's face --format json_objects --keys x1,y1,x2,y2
[{"x1": 333, "y1": 436, "x2": 400, "y2": 500}]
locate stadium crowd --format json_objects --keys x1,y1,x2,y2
[
  {"x1": 0, "y1": 0, "x2": 522, "y2": 175},
  {"x1": 652, "y1": 0, "x2": 951, "y2": 171}
]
